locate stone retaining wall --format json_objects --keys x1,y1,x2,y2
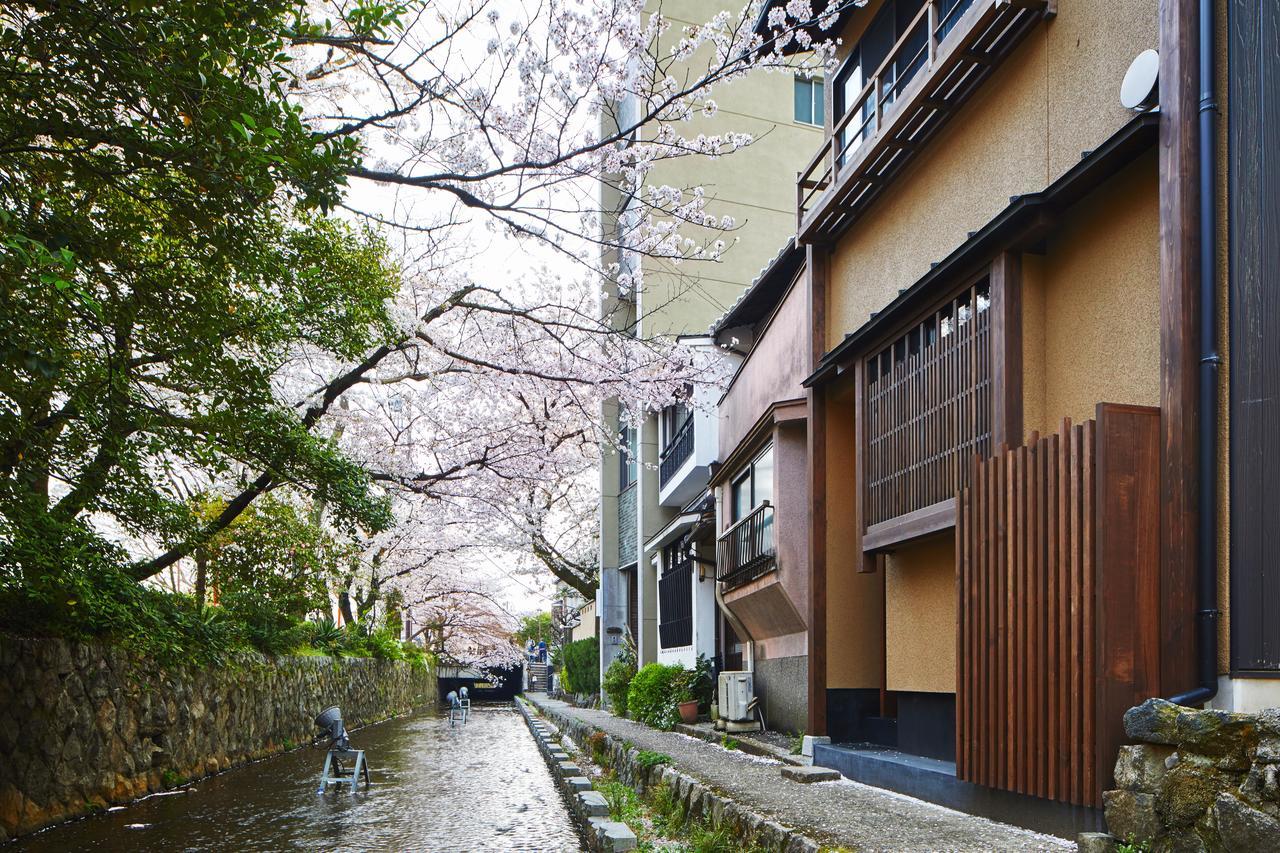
[
  {"x1": 1087, "y1": 698, "x2": 1280, "y2": 850},
  {"x1": 527, "y1": 695, "x2": 826, "y2": 853},
  {"x1": 0, "y1": 635, "x2": 436, "y2": 841}
]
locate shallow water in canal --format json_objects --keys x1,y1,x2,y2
[{"x1": 10, "y1": 705, "x2": 583, "y2": 852}]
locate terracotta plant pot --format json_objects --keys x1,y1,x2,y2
[{"x1": 678, "y1": 700, "x2": 699, "y2": 724}]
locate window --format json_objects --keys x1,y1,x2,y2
[
  {"x1": 730, "y1": 445, "x2": 774, "y2": 522},
  {"x1": 618, "y1": 422, "x2": 637, "y2": 490},
  {"x1": 793, "y1": 77, "x2": 825, "y2": 126},
  {"x1": 832, "y1": 0, "x2": 975, "y2": 159},
  {"x1": 659, "y1": 536, "x2": 694, "y2": 648},
  {"x1": 864, "y1": 278, "x2": 991, "y2": 526}
]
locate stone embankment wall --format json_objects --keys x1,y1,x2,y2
[
  {"x1": 527, "y1": 696, "x2": 826, "y2": 853},
  {"x1": 1089, "y1": 698, "x2": 1280, "y2": 850},
  {"x1": 0, "y1": 635, "x2": 436, "y2": 841}
]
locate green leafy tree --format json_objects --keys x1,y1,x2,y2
[{"x1": 0, "y1": 1, "x2": 400, "y2": 598}]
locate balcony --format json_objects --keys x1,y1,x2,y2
[
  {"x1": 716, "y1": 502, "x2": 775, "y2": 590},
  {"x1": 658, "y1": 415, "x2": 694, "y2": 487},
  {"x1": 797, "y1": 0, "x2": 1051, "y2": 244}
]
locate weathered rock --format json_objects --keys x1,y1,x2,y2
[
  {"x1": 1124, "y1": 699, "x2": 1258, "y2": 759},
  {"x1": 1157, "y1": 760, "x2": 1235, "y2": 829},
  {"x1": 1115, "y1": 744, "x2": 1176, "y2": 793},
  {"x1": 1103, "y1": 789, "x2": 1161, "y2": 843},
  {"x1": 1213, "y1": 792, "x2": 1280, "y2": 850}
]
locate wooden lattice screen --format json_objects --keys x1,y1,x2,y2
[
  {"x1": 956, "y1": 404, "x2": 1161, "y2": 808},
  {"x1": 866, "y1": 278, "x2": 991, "y2": 526}
]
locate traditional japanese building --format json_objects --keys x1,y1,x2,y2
[{"x1": 751, "y1": 0, "x2": 1273, "y2": 835}]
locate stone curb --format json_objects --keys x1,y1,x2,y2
[
  {"x1": 514, "y1": 698, "x2": 636, "y2": 852},
  {"x1": 524, "y1": 694, "x2": 825, "y2": 853},
  {"x1": 673, "y1": 723, "x2": 809, "y2": 767}
]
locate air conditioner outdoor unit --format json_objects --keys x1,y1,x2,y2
[{"x1": 718, "y1": 670, "x2": 754, "y2": 722}]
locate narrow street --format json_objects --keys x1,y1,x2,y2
[{"x1": 528, "y1": 694, "x2": 1071, "y2": 852}]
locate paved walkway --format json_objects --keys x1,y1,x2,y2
[{"x1": 526, "y1": 694, "x2": 1072, "y2": 852}]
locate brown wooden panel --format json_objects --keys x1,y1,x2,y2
[{"x1": 956, "y1": 405, "x2": 1160, "y2": 807}]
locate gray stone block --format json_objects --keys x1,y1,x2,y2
[
  {"x1": 558, "y1": 761, "x2": 582, "y2": 777},
  {"x1": 781, "y1": 766, "x2": 841, "y2": 784},
  {"x1": 1076, "y1": 832, "x2": 1118, "y2": 853},
  {"x1": 565, "y1": 775, "x2": 592, "y2": 792},
  {"x1": 1213, "y1": 792, "x2": 1280, "y2": 851},
  {"x1": 1114, "y1": 744, "x2": 1175, "y2": 793},
  {"x1": 1103, "y1": 789, "x2": 1160, "y2": 844},
  {"x1": 578, "y1": 790, "x2": 609, "y2": 817},
  {"x1": 595, "y1": 819, "x2": 637, "y2": 851}
]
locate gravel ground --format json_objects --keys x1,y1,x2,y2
[{"x1": 527, "y1": 694, "x2": 1072, "y2": 853}]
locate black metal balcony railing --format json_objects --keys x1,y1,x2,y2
[
  {"x1": 716, "y1": 502, "x2": 775, "y2": 590},
  {"x1": 658, "y1": 415, "x2": 695, "y2": 486}
]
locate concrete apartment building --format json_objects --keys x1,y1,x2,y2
[{"x1": 596, "y1": 0, "x2": 821, "y2": 689}]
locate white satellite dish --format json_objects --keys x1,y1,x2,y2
[{"x1": 1121, "y1": 49, "x2": 1160, "y2": 111}]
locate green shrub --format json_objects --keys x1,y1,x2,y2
[
  {"x1": 627, "y1": 662, "x2": 684, "y2": 730},
  {"x1": 603, "y1": 653, "x2": 636, "y2": 716},
  {"x1": 561, "y1": 637, "x2": 599, "y2": 695},
  {"x1": 635, "y1": 750, "x2": 671, "y2": 769}
]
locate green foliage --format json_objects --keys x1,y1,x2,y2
[
  {"x1": 561, "y1": 637, "x2": 599, "y2": 695},
  {"x1": 0, "y1": 0, "x2": 400, "y2": 602},
  {"x1": 603, "y1": 648, "x2": 637, "y2": 717},
  {"x1": 634, "y1": 750, "x2": 671, "y2": 769},
  {"x1": 160, "y1": 769, "x2": 182, "y2": 789},
  {"x1": 513, "y1": 612, "x2": 555, "y2": 647},
  {"x1": 596, "y1": 777, "x2": 644, "y2": 823},
  {"x1": 789, "y1": 731, "x2": 806, "y2": 756},
  {"x1": 587, "y1": 731, "x2": 610, "y2": 767},
  {"x1": 1117, "y1": 837, "x2": 1153, "y2": 853},
  {"x1": 627, "y1": 663, "x2": 685, "y2": 731},
  {"x1": 720, "y1": 736, "x2": 740, "y2": 751}
]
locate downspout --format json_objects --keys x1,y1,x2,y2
[
  {"x1": 1168, "y1": 0, "x2": 1220, "y2": 707},
  {"x1": 714, "y1": 575, "x2": 755, "y2": 673}
]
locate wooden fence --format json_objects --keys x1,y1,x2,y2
[{"x1": 955, "y1": 403, "x2": 1160, "y2": 807}]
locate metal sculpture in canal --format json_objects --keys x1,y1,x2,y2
[
  {"x1": 313, "y1": 705, "x2": 371, "y2": 793},
  {"x1": 446, "y1": 687, "x2": 471, "y2": 726}
]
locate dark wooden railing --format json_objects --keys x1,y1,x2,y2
[
  {"x1": 797, "y1": 0, "x2": 1049, "y2": 241},
  {"x1": 658, "y1": 558, "x2": 693, "y2": 648},
  {"x1": 716, "y1": 502, "x2": 775, "y2": 590},
  {"x1": 659, "y1": 415, "x2": 695, "y2": 486},
  {"x1": 956, "y1": 404, "x2": 1160, "y2": 808},
  {"x1": 866, "y1": 279, "x2": 991, "y2": 527}
]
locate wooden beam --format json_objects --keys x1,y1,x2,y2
[
  {"x1": 991, "y1": 251, "x2": 1024, "y2": 448},
  {"x1": 1158, "y1": 0, "x2": 1199, "y2": 698},
  {"x1": 863, "y1": 498, "x2": 957, "y2": 551},
  {"x1": 807, "y1": 244, "x2": 829, "y2": 737}
]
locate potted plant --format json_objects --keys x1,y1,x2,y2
[{"x1": 675, "y1": 670, "x2": 699, "y2": 723}]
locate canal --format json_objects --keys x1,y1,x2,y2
[{"x1": 9, "y1": 705, "x2": 583, "y2": 851}]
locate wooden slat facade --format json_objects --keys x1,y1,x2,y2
[
  {"x1": 866, "y1": 278, "x2": 991, "y2": 527},
  {"x1": 956, "y1": 404, "x2": 1160, "y2": 807}
]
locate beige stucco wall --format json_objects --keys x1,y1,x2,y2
[
  {"x1": 824, "y1": 388, "x2": 885, "y2": 689},
  {"x1": 825, "y1": 0, "x2": 1159, "y2": 345},
  {"x1": 717, "y1": 274, "x2": 809, "y2": 459},
  {"x1": 572, "y1": 600, "x2": 598, "y2": 643},
  {"x1": 1022, "y1": 151, "x2": 1161, "y2": 438},
  {"x1": 884, "y1": 535, "x2": 957, "y2": 694},
  {"x1": 637, "y1": 0, "x2": 823, "y2": 338}
]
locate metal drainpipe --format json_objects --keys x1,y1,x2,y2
[{"x1": 1168, "y1": 0, "x2": 1221, "y2": 708}]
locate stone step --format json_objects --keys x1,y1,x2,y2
[{"x1": 781, "y1": 766, "x2": 842, "y2": 784}]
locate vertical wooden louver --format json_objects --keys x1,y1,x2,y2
[
  {"x1": 866, "y1": 278, "x2": 991, "y2": 526},
  {"x1": 956, "y1": 404, "x2": 1161, "y2": 808}
]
